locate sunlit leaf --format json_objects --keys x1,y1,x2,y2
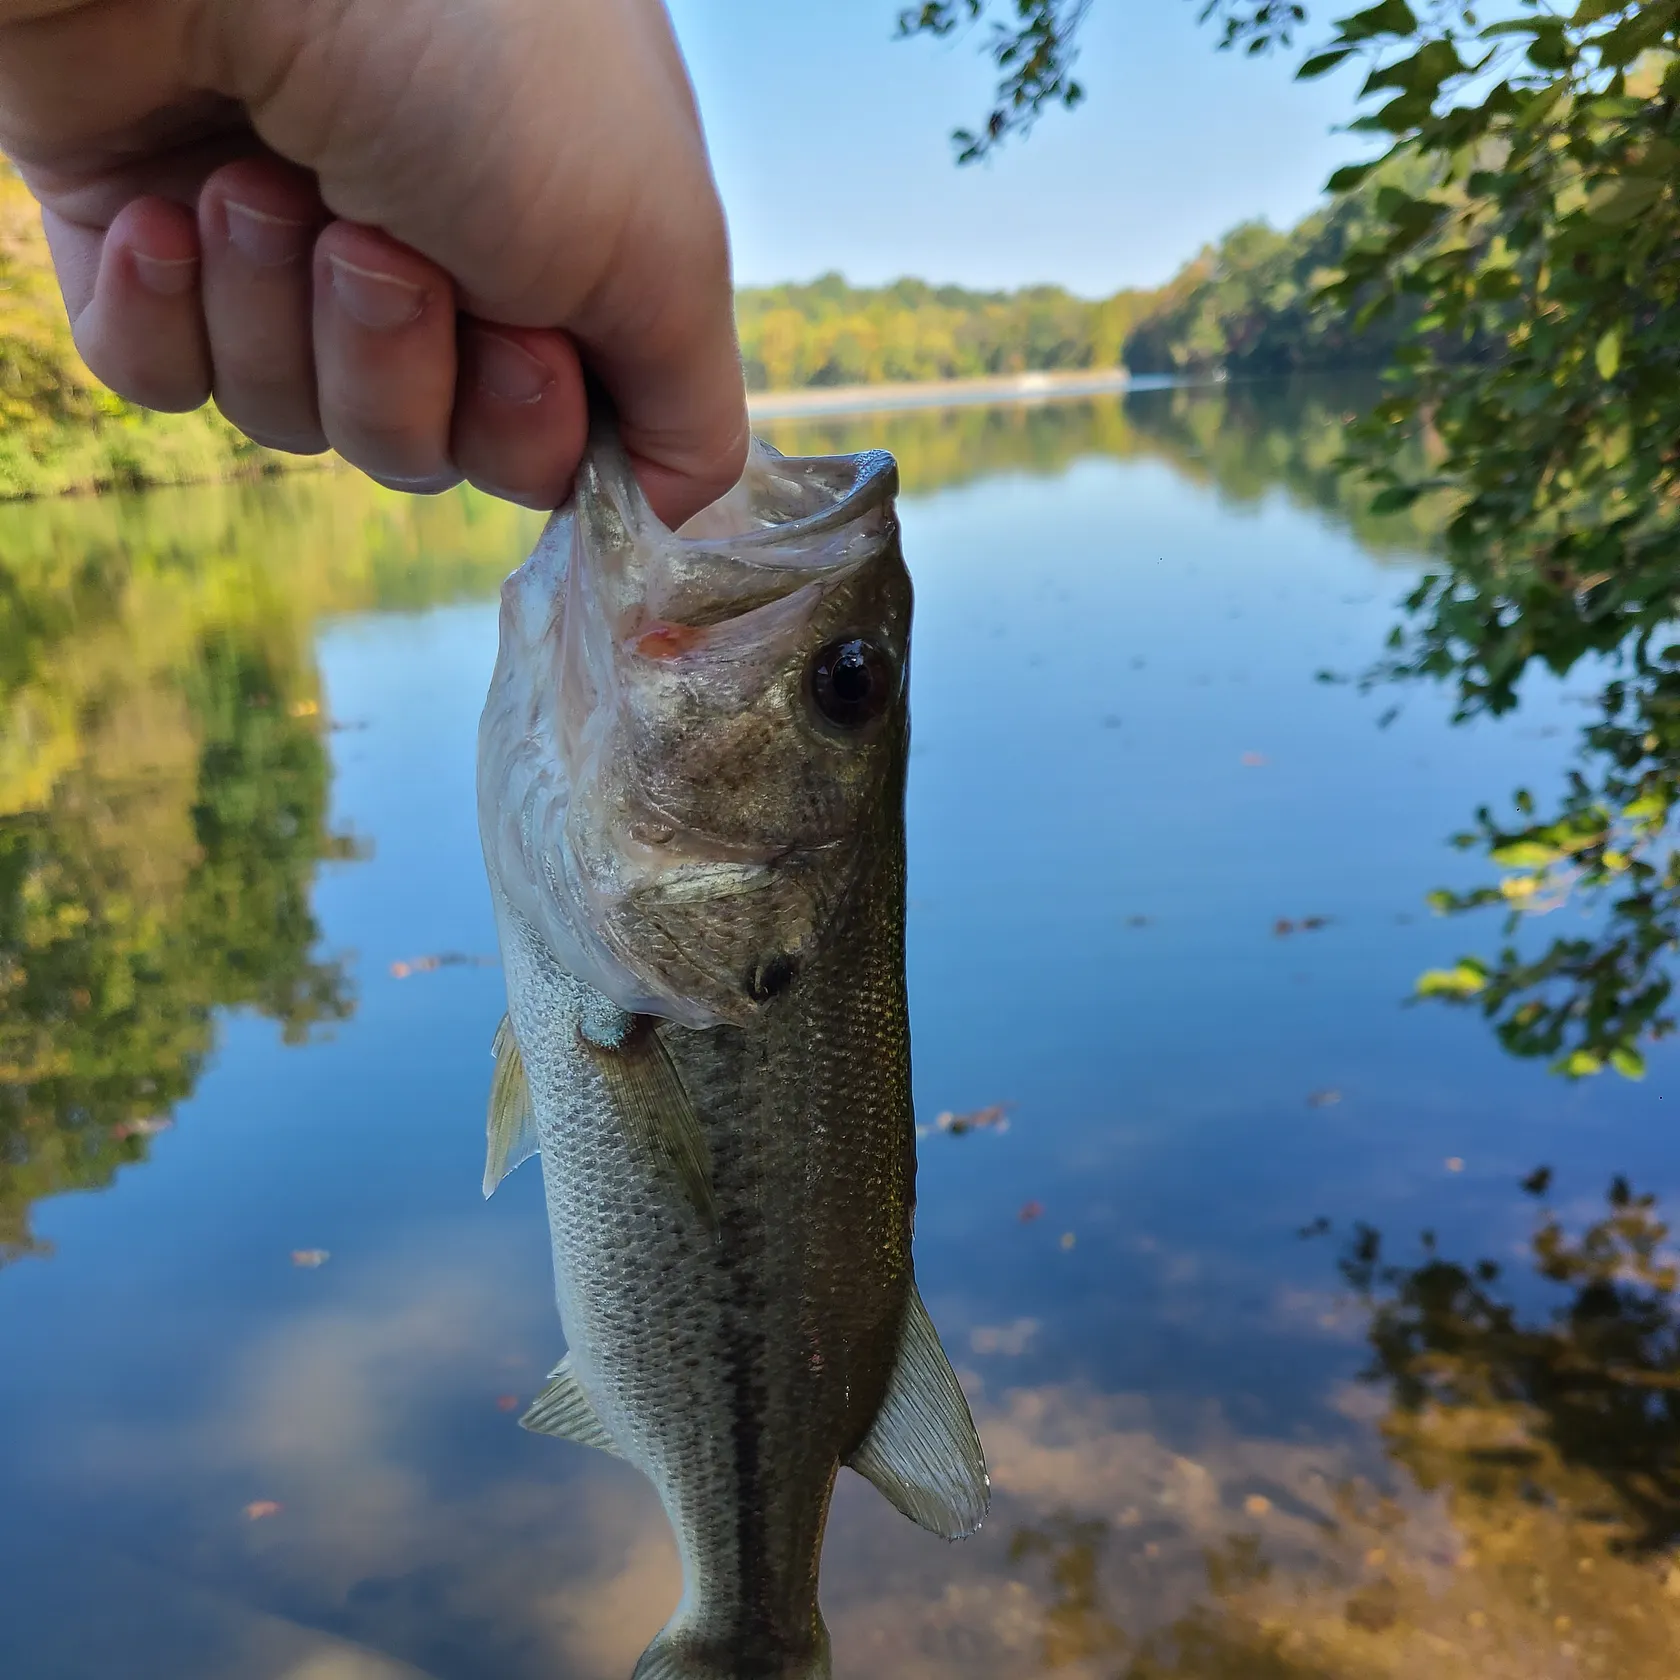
[
  {"x1": 1609, "y1": 1046, "x2": 1648, "y2": 1079},
  {"x1": 1417, "y1": 962, "x2": 1489, "y2": 997},
  {"x1": 1595, "y1": 327, "x2": 1622, "y2": 381}
]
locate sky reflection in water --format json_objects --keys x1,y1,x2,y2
[{"x1": 3, "y1": 386, "x2": 1679, "y2": 1678}]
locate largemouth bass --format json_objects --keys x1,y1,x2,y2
[{"x1": 476, "y1": 431, "x2": 988, "y2": 1680}]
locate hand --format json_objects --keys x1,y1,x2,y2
[{"x1": 0, "y1": 0, "x2": 747, "y2": 522}]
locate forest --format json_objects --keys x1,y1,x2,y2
[
  {"x1": 0, "y1": 147, "x2": 1378, "y2": 497},
  {"x1": 735, "y1": 272, "x2": 1152, "y2": 389}
]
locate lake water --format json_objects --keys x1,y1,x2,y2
[{"x1": 4, "y1": 384, "x2": 1677, "y2": 1678}]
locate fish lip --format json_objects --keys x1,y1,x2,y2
[{"x1": 683, "y1": 449, "x2": 899, "y2": 553}]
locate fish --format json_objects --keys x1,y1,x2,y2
[{"x1": 476, "y1": 427, "x2": 988, "y2": 1680}]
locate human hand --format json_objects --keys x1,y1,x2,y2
[{"x1": 0, "y1": 0, "x2": 747, "y2": 522}]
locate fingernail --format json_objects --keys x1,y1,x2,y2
[
  {"x1": 328, "y1": 255, "x2": 425, "y2": 332},
  {"x1": 473, "y1": 329, "x2": 554, "y2": 405},
  {"x1": 225, "y1": 199, "x2": 309, "y2": 268},
  {"x1": 131, "y1": 252, "x2": 198, "y2": 297}
]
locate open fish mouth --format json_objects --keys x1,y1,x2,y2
[{"x1": 479, "y1": 430, "x2": 911, "y2": 1029}]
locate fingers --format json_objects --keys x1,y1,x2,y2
[
  {"x1": 452, "y1": 324, "x2": 589, "y2": 508},
  {"x1": 310, "y1": 221, "x2": 462, "y2": 490},
  {"x1": 198, "y1": 159, "x2": 328, "y2": 452},
  {"x1": 48, "y1": 173, "x2": 595, "y2": 507},
  {"x1": 577, "y1": 222, "x2": 749, "y2": 530},
  {"x1": 47, "y1": 195, "x2": 210, "y2": 412}
]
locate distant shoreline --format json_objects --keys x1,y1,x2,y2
[{"x1": 747, "y1": 368, "x2": 1152, "y2": 420}]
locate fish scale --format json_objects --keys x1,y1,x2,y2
[{"x1": 478, "y1": 432, "x2": 987, "y2": 1680}]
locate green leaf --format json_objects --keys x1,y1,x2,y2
[
  {"x1": 1336, "y1": 0, "x2": 1418, "y2": 42},
  {"x1": 1490, "y1": 840, "x2": 1564, "y2": 867},
  {"x1": 1610, "y1": 1046, "x2": 1648, "y2": 1080},
  {"x1": 1326, "y1": 160, "x2": 1382, "y2": 193},
  {"x1": 1417, "y1": 962, "x2": 1489, "y2": 998},
  {"x1": 1298, "y1": 47, "x2": 1357, "y2": 80},
  {"x1": 1624, "y1": 793, "x2": 1669, "y2": 823},
  {"x1": 1596, "y1": 327, "x2": 1622, "y2": 381},
  {"x1": 1560, "y1": 1050, "x2": 1605, "y2": 1078},
  {"x1": 1586, "y1": 176, "x2": 1663, "y2": 225}
]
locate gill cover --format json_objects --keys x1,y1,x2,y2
[{"x1": 478, "y1": 430, "x2": 907, "y2": 1028}]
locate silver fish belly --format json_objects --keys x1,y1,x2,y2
[{"x1": 477, "y1": 433, "x2": 987, "y2": 1680}]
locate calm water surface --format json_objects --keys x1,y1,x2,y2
[{"x1": 3, "y1": 386, "x2": 1676, "y2": 1677}]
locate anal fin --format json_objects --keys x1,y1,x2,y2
[
  {"x1": 848, "y1": 1285, "x2": 989, "y2": 1539},
  {"x1": 483, "y1": 1014, "x2": 539, "y2": 1198},
  {"x1": 520, "y1": 1354, "x2": 622, "y2": 1457}
]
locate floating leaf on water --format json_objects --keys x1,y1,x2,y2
[
  {"x1": 390, "y1": 952, "x2": 499, "y2": 979},
  {"x1": 935, "y1": 1102, "x2": 1013, "y2": 1136},
  {"x1": 290, "y1": 1249, "x2": 331, "y2": 1268},
  {"x1": 243, "y1": 1501, "x2": 282, "y2": 1521},
  {"x1": 1018, "y1": 1200, "x2": 1045, "y2": 1224}
]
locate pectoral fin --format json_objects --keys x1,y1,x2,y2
[
  {"x1": 848, "y1": 1285, "x2": 989, "y2": 1539},
  {"x1": 581, "y1": 1017, "x2": 717, "y2": 1230},
  {"x1": 520, "y1": 1355, "x2": 621, "y2": 1457},
  {"x1": 483, "y1": 1015, "x2": 539, "y2": 1198}
]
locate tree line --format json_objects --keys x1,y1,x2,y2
[
  {"x1": 736, "y1": 272, "x2": 1153, "y2": 390},
  {"x1": 0, "y1": 142, "x2": 1382, "y2": 499}
]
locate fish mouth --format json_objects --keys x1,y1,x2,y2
[{"x1": 582, "y1": 436, "x2": 900, "y2": 632}]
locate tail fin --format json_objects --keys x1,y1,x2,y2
[{"x1": 632, "y1": 1620, "x2": 831, "y2": 1680}]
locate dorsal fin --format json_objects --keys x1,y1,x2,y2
[
  {"x1": 848, "y1": 1286, "x2": 989, "y2": 1539},
  {"x1": 520, "y1": 1355, "x2": 621, "y2": 1456},
  {"x1": 483, "y1": 1015, "x2": 539, "y2": 1198},
  {"x1": 579, "y1": 1016, "x2": 717, "y2": 1230}
]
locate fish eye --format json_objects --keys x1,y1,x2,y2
[{"x1": 809, "y1": 638, "x2": 897, "y2": 731}]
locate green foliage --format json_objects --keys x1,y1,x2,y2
[
  {"x1": 1121, "y1": 163, "x2": 1438, "y2": 376},
  {"x1": 896, "y1": 1, "x2": 1091, "y2": 160},
  {"x1": 916, "y1": 2, "x2": 1680, "y2": 1082},
  {"x1": 736, "y1": 272, "x2": 1150, "y2": 391},
  {"x1": 1284, "y1": 3, "x2": 1680, "y2": 1082}
]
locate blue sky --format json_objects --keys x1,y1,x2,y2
[{"x1": 667, "y1": 2, "x2": 1369, "y2": 297}]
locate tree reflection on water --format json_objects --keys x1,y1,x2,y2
[
  {"x1": 0, "y1": 477, "x2": 538, "y2": 1261},
  {"x1": 996, "y1": 1174, "x2": 1680, "y2": 1678}
]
